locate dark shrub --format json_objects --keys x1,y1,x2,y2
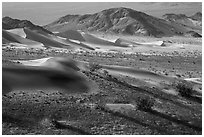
[
  {"x1": 174, "y1": 81, "x2": 194, "y2": 97},
  {"x1": 137, "y1": 97, "x2": 154, "y2": 111},
  {"x1": 89, "y1": 62, "x2": 102, "y2": 72}
]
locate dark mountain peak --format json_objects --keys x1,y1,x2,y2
[
  {"x1": 3, "y1": 16, "x2": 34, "y2": 28},
  {"x1": 193, "y1": 12, "x2": 202, "y2": 16},
  {"x1": 57, "y1": 14, "x2": 80, "y2": 24},
  {"x1": 98, "y1": 7, "x2": 144, "y2": 17},
  {"x1": 162, "y1": 13, "x2": 188, "y2": 21},
  {"x1": 190, "y1": 12, "x2": 202, "y2": 21},
  {"x1": 100, "y1": 7, "x2": 133, "y2": 14},
  {"x1": 2, "y1": 16, "x2": 14, "y2": 21},
  {"x1": 2, "y1": 16, "x2": 53, "y2": 34}
]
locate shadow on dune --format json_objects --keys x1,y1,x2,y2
[
  {"x1": 96, "y1": 106, "x2": 173, "y2": 134},
  {"x1": 2, "y1": 114, "x2": 36, "y2": 128},
  {"x1": 2, "y1": 63, "x2": 90, "y2": 95},
  {"x1": 182, "y1": 95, "x2": 202, "y2": 104},
  {"x1": 3, "y1": 114, "x2": 92, "y2": 135},
  {"x1": 145, "y1": 109, "x2": 202, "y2": 132},
  {"x1": 52, "y1": 120, "x2": 92, "y2": 135}
]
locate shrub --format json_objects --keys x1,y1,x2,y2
[
  {"x1": 137, "y1": 97, "x2": 154, "y2": 111},
  {"x1": 89, "y1": 62, "x2": 102, "y2": 72},
  {"x1": 103, "y1": 70, "x2": 109, "y2": 76},
  {"x1": 174, "y1": 81, "x2": 194, "y2": 97}
]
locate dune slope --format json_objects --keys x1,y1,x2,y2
[
  {"x1": 2, "y1": 29, "x2": 43, "y2": 46},
  {"x1": 23, "y1": 28, "x2": 72, "y2": 49}
]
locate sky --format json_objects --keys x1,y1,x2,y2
[{"x1": 2, "y1": 2, "x2": 202, "y2": 26}]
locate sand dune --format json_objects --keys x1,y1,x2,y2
[
  {"x1": 3, "y1": 29, "x2": 44, "y2": 47},
  {"x1": 17, "y1": 57, "x2": 80, "y2": 72},
  {"x1": 15, "y1": 58, "x2": 90, "y2": 73},
  {"x1": 3, "y1": 57, "x2": 90, "y2": 95},
  {"x1": 100, "y1": 64, "x2": 202, "y2": 95},
  {"x1": 8, "y1": 43, "x2": 44, "y2": 49},
  {"x1": 81, "y1": 33, "x2": 165, "y2": 49},
  {"x1": 23, "y1": 28, "x2": 73, "y2": 49},
  {"x1": 12, "y1": 57, "x2": 98, "y2": 94},
  {"x1": 56, "y1": 30, "x2": 85, "y2": 41},
  {"x1": 115, "y1": 38, "x2": 165, "y2": 47},
  {"x1": 8, "y1": 57, "x2": 201, "y2": 96},
  {"x1": 139, "y1": 41, "x2": 165, "y2": 46},
  {"x1": 56, "y1": 30, "x2": 131, "y2": 48},
  {"x1": 102, "y1": 65, "x2": 173, "y2": 82},
  {"x1": 3, "y1": 30, "x2": 24, "y2": 43},
  {"x1": 2, "y1": 37, "x2": 11, "y2": 44},
  {"x1": 3, "y1": 28, "x2": 166, "y2": 51},
  {"x1": 115, "y1": 38, "x2": 166, "y2": 47},
  {"x1": 82, "y1": 32, "x2": 116, "y2": 45},
  {"x1": 32, "y1": 58, "x2": 173, "y2": 84},
  {"x1": 68, "y1": 39, "x2": 95, "y2": 50},
  {"x1": 56, "y1": 30, "x2": 118, "y2": 49},
  {"x1": 7, "y1": 28, "x2": 26, "y2": 38},
  {"x1": 48, "y1": 35, "x2": 95, "y2": 50},
  {"x1": 16, "y1": 57, "x2": 52, "y2": 66},
  {"x1": 115, "y1": 38, "x2": 142, "y2": 47}
]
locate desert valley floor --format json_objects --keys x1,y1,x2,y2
[{"x1": 2, "y1": 32, "x2": 202, "y2": 134}]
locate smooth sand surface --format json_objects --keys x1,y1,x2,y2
[
  {"x1": 7, "y1": 28, "x2": 26, "y2": 38},
  {"x1": 3, "y1": 29, "x2": 43, "y2": 46},
  {"x1": 23, "y1": 28, "x2": 73, "y2": 49}
]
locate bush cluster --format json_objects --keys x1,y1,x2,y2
[
  {"x1": 89, "y1": 62, "x2": 102, "y2": 72},
  {"x1": 137, "y1": 97, "x2": 154, "y2": 111},
  {"x1": 174, "y1": 81, "x2": 194, "y2": 97},
  {"x1": 173, "y1": 81, "x2": 193, "y2": 97}
]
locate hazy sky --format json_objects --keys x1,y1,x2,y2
[{"x1": 2, "y1": 2, "x2": 202, "y2": 26}]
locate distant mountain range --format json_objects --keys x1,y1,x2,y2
[
  {"x1": 44, "y1": 7, "x2": 202, "y2": 37},
  {"x1": 162, "y1": 12, "x2": 201, "y2": 30},
  {"x1": 3, "y1": 7, "x2": 202, "y2": 37}
]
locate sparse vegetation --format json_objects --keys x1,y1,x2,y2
[
  {"x1": 173, "y1": 81, "x2": 194, "y2": 97},
  {"x1": 137, "y1": 97, "x2": 154, "y2": 111},
  {"x1": 103, "y1": 70, "x2": 109, "y2": 76},
  {"x1": 89, "y1": 62, "x2": 102, "y2": 72}
]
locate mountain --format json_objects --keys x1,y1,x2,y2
[
  {"x1": 190, "y1": 12, "x2": 202, "y2": 21},
  {"x1": 2, "y1": 22, "x2": 13, "y2": 30},
  {"x1": 45, "y1": 7, "x2": 191, "y2": 37},
  {"x1": 162, "y1": 12, "x2": 202, "y2": 34},
  {"x1": 2, "y1": 16, "x2": 53, "y2": 35}
]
